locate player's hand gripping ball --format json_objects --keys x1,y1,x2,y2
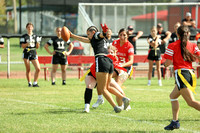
[{"x1": 61, "y1": 26, "x2": 70, "y2": 42}]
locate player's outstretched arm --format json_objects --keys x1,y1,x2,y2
[{"x1": 70, "y1": 33, "x2": 90, "y2": 43}]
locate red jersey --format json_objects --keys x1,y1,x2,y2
[
  {"x1": 112, "y1": 39, "x2": 134, "y2": 65},
  {"x1": 164, "y1": 40, "x2": 200, "y2": 70}
]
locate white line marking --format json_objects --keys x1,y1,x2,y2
[{"x1": 0, "y1": 98, "x2": 199, "y2": 132}]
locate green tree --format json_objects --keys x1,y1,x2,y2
[{"x1": 0, "y1": 0, "x2": 6, "y2": 26}]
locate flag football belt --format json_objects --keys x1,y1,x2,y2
[
  {"x1": 177, "y1": 69, "x2": 197, "y2": 94},
  {"x1": 26, "y1": 48, "x2": 36, "y2": 52},
  {"x1": 151, "y1": 47, "x2": 159, "y2": 56},
  {"x1": 54, "y1": 50, "x2": 67, "y2": 55},
  {"x1": 95, "y1": 53, "x2": 106, "y2": 57},
  {"x1": 80, "y1": 69, "x2": 91, "y2": 81}
]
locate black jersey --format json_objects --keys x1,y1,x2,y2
[
  {"x1": 147, "y1": 35, "x2": 162, "y2": 49},
  {"x1": 90, "y1": 32, "x2": 108, "y2": 55},
  {"x1": 20, "y1": 34, "x2": 41, "y2": 49},
  {"x1": 128, "y1": 32, "x2": 138, "y2": 54},
  {"x1": 157, "y1": 30, "x2": 167, "y2": 54},
  {"x1": 169, "y1": 32, "x2": 178, "y2": 43},
  {"x1": 47, "y1": 37, "x2": 70, "y2": 52},
  {"x1": 105, "y1": 37, "x2": 114, "y2": 47},
  {"x1": 0, "y1": 36, "x2": 4, "y2": 45}
]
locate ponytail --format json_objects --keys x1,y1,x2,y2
[{"x1": 177, "y1": 25, "x2": 196, "y2": 62}]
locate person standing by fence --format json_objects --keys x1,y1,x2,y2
[
  {"x1": 20, "y1": 22, "x2": 41, "y2": 87},
  {"x1": 44, "y1": 27, "x2": 74, "y2": 85},
  {"x1": 0, "y1": 36, "x2": 4, "y2": 48}
]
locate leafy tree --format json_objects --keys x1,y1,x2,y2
[{"x1": 0, "y1": 0, "x2": 6, "y2": 26}]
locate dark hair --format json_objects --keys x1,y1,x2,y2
[
  {"x1": 26, "y1": 22, "x2": 34, "y2": 28},
  {"x1": 177, "y1": 25, "x2": 196, "y2": 62},
  {"x1": 87, "y1": 26, "x2": 98, "y2": 32},
  {"x1": 118, "y1": 28, "x2": 127, "y2": 35}
]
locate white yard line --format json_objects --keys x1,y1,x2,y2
[{"x1": 0, "y1": 98, "x2": 199, "y2": 133}]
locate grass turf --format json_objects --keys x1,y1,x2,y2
[{"x1": 0, "y1": 78, "x2": 200, "y2": 132}]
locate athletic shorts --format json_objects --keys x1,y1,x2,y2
[
  {"x1": 95, "y1": 55, "x2": 113, "y2": 74},
  {"x1": 22, "y1": 50, "x2": 38, "y2": 60},
  {"x1": 124, "y1": 66, "x2": 133, "y2": 76},
  {"x1": 147, "y1": 50, "x2": 161, "y2": 61},
  {"x1": 52, "y1": 52, "x2": 67, "y2": 65},
  {"x1": 175, "y1": 69, "x2": 194, "y2": 90}
]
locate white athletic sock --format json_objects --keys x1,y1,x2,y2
[
  {"x1": 98, "y1": 95, "x2": 103, "y2": 99},
  {"x1": 33, "y1": 81, "x2": 37, "y2": 85},
  {"x1": 29, "y1": 82, "x2": 32, "y2": 85},
  {"x1": 158, "y1": 80, "x2": 162, "y2": 84},
  {"x1": 148, "y1": 80, "x2": 151, "y2": 84},
  {"x1": 85, "y1": 104, "x2": 90, "y2": 108}
]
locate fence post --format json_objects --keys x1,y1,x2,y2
[
  {"x1": 7, "y1": 38, "x2": 10, "y2": 79},
  {"x1": 195, "y1": 4, "x2": 198, "y2": 28},
  {"x1": 154, "y1": 5, "x2": 157, "y2": 27}
]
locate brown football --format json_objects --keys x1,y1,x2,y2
[{"x1": 61, "y1": 26, "x2": 70, "y2": 42}]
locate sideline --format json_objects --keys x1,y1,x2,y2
[{"x1": 0, "y1": 98, "x2": 199, "y2": 133}]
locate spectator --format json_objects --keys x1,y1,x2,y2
[
  {"x1": 127, "y1": 25, "x2": 143, "y2": 55},
  {"x1": 182, "y1": 12, "x2": 196, "y2": 35},
  {"x1": 169, "y1": 22, "x2": 181, "y2": 43},
  {"x1": 0, "y1": 36, "x2": 4, "y2": 48},
  {"x1": 105, "y1": 28, "x2": 115, "y2": 47}
]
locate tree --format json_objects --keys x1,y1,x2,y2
[{"x1": 0, "y1": 0, "x2": 6, "y2": 26}]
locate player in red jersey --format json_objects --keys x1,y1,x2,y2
[
  {"x1": 112, "y1": 28, "x2": 134, "y2": 86},
  {"x1": 164, "y1": 25, "x2": 200, "y2": 130}
]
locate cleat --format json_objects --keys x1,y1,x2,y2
[
  {"x1": 125, "y1": 105, "x2": 131, "y2": 111},
  {"x1": 122, "y1": 97, "x2": 130, "y2": 110},
  {"x1": 164, "y1": 120, "x2": 180, "y2": 130},
  {"x1": 62, "y1": 81, "x2": 66, "y2": 85},
  {"x1": 159, "y1": 83, "x2": 162, "y2": 86},
  {"x1": 92, "y1": 98, "x2": 104, "y2": 108},
  {"x1": 83, "y1": 104, "x2": 90, "y2": 113},
  {"x1": 114, "y1": 106, "x2": 122, "y2": 113},
  {"x1": 28, "y1": 83, "x2": 32, "y2": 87},
  {"x1": 52, "y1": 82, "x2": 56, "y2": 85},
  {"x1": 33, "y1": 84, "x2": 39, "y2": 87},
  {"x1": 147, "y1": 83, "x2": 151, "y2": 86}
]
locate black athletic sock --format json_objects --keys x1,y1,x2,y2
[{"x1": 84, "y1": 88, "x2": 93, "y2": 104}]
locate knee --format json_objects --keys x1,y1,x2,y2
[
  {"x1": 26, "y1": 68, "x2": 31, "y2": 73},
  {"x1": 36, "y1": 68, "x2": 40, "y2": 73},
  {"x1": 61, "y1": 69, "x2": 66, "y2": 73}
]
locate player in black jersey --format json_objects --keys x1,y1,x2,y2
[
  {"x1": 44, "y1": 27, "x2": 74, "y2": 85},
  {"x1": 169, "y1": 22, "x2": 181, "y2": 44},
  {"x1": 20, "y1": 22, "x2": 41, "y2": 87},
  {"x1": 0, "y1": 35, "x2": 4, "y2": 48},
  {"x1": 70, "y1": 25, "x2": 130, "y2": 113},
  {"x1": 147, "y1": 26, "x2": 162, "y2": 86}
]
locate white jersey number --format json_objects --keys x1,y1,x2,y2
[{"x1": 57, "y1": 41, "x2": 65, "y2": 49}]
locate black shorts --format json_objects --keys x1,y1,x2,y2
[
  {"x1": 148, "y1": 50, "x2": 162, "y2": 61},
  {"x1": 95, "y1": 55, "x2": 113, "y2": 74},
  {"x1": 22, "y1": 50, "x2": 38, "y2": 60},
  {"x1": 175, "y1": 69, "x2": 194, "y2": 90},
  {"x1": 52, "y1": 52, "x2": 67, "y2": 65},
  {"x1": 124, "y1": 66, "x2": 133, "y2": 75}
]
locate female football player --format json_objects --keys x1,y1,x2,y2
[
  {"x1": 147, "y1": 26, "x2": 162, "y2": 86},
  {"x1": 83, "y1": 46, "x2": 128, "y2": 112},
  {"x1": 44, "y1": 27, "x2": 74, "y2": 85},
  {"x1": 70, "y1": 25, "x2": 130, "y2": 113},
  {"x1": 93, "y1": 28, "x2": 134, "y2": 108},
  {"x1": 20, "y1": 22, "x2": 41, "y2": 87},
  {"x1": 0, "y1": 35, "x2": 4, "y2": 48},
  {"x1": 164, "y1": 25, "x2": 200, "y2": 130}
]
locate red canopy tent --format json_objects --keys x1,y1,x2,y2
[{"x1": 132, "y1": 10, "x2": 168, "y2": 21}]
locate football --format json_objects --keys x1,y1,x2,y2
[{"x1": 61, "y1": 26, "x2": 70, "y2": 42}]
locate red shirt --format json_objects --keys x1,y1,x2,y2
[
  {"x1": 112, "y1": 39, "x2": 134, "y2": 65},
  {"x1": 164, "y1": 40, "x2": 200, "y2": 70}
]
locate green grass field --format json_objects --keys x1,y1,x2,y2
[{"x1": 0, "y1": 78, "x2": 200, "y2": 132}]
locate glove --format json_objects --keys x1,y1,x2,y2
[{"x1": 101, "y1": 23, "x2": 108, "y2": 33}]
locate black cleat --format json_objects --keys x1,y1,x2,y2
[
  {"x1": 164, "y1": 120, "x2": 180, "y2": 130},
  {"x1": 33, "y1": 84, "x2": 39, "y2": 87},
  {"x1": 28, "y1": 83, "x2": 32, "y2": 87},
  {"x1": 62, "y1": 80, "x2": 66, "y2": 85},
  {"x1": 52, "y1": 82, "x2": 56, "y2": 85}
]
